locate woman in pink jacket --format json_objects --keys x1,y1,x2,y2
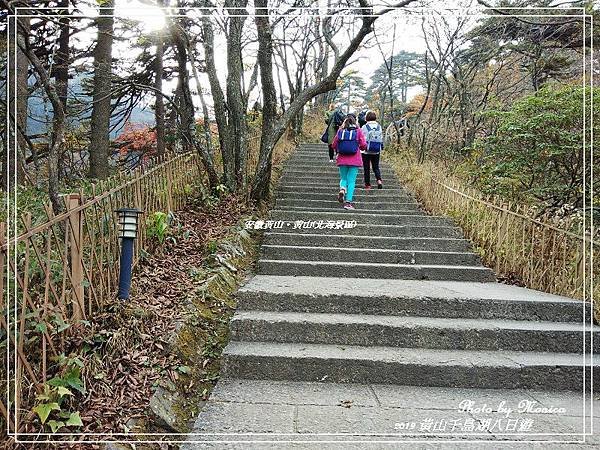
[{"x1": 332, "y1": 114, "x2": 367, "y2": 210}]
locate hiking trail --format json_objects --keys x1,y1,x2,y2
[{"x1": 183, "y1": 143, "x2": 599, "y2": 447}]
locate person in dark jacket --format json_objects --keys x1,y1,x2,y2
[{"x1": 324, "y1": 108, "x2": 345, "y2": 161}]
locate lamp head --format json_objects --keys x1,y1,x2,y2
[{"x1": 116, "y1": 208, "x2": 143, "y2": 239}]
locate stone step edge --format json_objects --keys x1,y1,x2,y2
[
  {"x1": 235, "y1": 289, "x2": 585, "y2": 323},
  {"x1": 261, "y1": 244, "x2": 474, "y2": 257},
  {"x1": 270, "y1": 211, "x2": 446, "y2": 219},
  {"x1": 232, "y1": 310, "x2": 598, "y2": 333},
  {"x1": 264, "y1": 231, "x2": 469, "y2": 240},
  {"x1": 223, "y1": 341, "x2": 596, "y2": 368},
  {"x1": 258, "y1": 259, "x2": 491, "y2": 271},
  {"x1": 272, "y1": 207, "x2": 425, "y2": 214}
]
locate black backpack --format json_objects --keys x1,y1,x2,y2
[
  {"x1": 331, "y1": 110, "x2": 345, "y2": 127},
  {"x1": 358, "y1": 110, "x2": 367, "y2": 127}
]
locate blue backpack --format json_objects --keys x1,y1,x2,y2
[
  {"x1": 337, "y1": 128, "x2": 359, "y2": 155},
  {"x1": 364, "y1": 124, "x2": 383, "y2": 153}
]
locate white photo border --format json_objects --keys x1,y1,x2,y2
[{"x1": 5, "y1": 4, "x2": 595, "y2": 445}]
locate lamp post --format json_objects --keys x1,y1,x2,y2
[{"x1": 116, "y1": 207, "x2": 143, "y2": 300}]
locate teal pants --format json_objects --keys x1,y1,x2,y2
[{"x1": 339, "y1": 166, "x2": 359, "y2": 202}]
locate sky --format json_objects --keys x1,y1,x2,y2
[{"x1": 73, "y1": 0, "x2": 484, "y2": 119}]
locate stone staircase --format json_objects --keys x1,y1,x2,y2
[{"x1": 185, "y1": 143, "x2": 599, "y2": 446}]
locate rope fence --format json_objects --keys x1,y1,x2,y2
[{"x1": 390, "y1": 156, "x2": 598, "y2": 318}]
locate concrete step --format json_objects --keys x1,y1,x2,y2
[
  {"x1": 288, "y1": 153, "x2": 332, "y2": 158},
  {"x1": 278, "y1": 176, "x2": 403, "y2": 188},
  {"x1": 279, "y1": 176, "x2": 396, "y2": 186},
  {"x1": 263, "y1": 232, "x2": 471, "y2": 250},
  {"x1": 280, "y1": 172, "x2": 395, "y2": 181},
  {"x1": 283, "y1": 157, "x2": 393, "y2": 163},
  {"x1": 237, "y1": 275, "x2": 588, "y2": 323},
  {"x1": 185, "y1": 379, "x2": 599, "y2": 440},
  {"x1": 270, "y1": 210, "x2": 454, "y2": 226},
  {"x1": 284, "y1": 158, "x2": 338, "y2": 164},
  {"x1": 290, "y1": 148, "x2": 329, "y2": 152},
  {"x1": 261, "y1": 244, "x2": 481, "y2": 266},
  {"x1": 274, "y1": 199, "x2": 421, "y2": 210},
  {"x1": 276, "y1": 185, "x2": 410, "y2": 193},
  {"x1": 275, "y1": 183, "x2": 408, "y2": 191},
  {"x1": 281, "y1": 164, "x2": 395, "y2": 172},
  {"x1": 279, "y1": 167, "x2": 396, "y2": 175},
  {"x1": 231, "y1": 310, "x2": 597, "y2": 353},
  {"x1": 264, "y1": 224, "x2": 463, "y2": 238},
  {"x1": 257, "y1": 259, "x2": 496, "y2": 282},
  {"x1": 266, "y1": 225, "x2": 464, "y2": 239},
  {"x1": 277, "y1": 184, "x2": 406, "y2": 194},
  {"x1": 276, "y1": 187, "x2": 413, "y2": 199},
  {"x1": 276, "y1": 193, "x2": 416, "y2": 204},
  {"x1": 221, "y1": 341, "x2": 599, "y2": 390},
  {"x1": 287, "y1": 150, "x2": 335, "y2": 154},
  {"x1": 291, "y1": 150, "x2": 329, "y2": 156},
  {"x1": 273, "y1": 205, "x2": 425, "y2": 214}
]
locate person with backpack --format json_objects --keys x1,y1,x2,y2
[
  {"x1": 322, "y1": 108, "x2": 345, "y2": 162},
  {"x1": 358, "y1": 110, "x2": 368, "y2": 128},
  {"x1": 360, "y1": 111, "x2": 384, "y2": 189},
  {"x1": 332, "y1": 114, "x2": 367, "y2": 210}
]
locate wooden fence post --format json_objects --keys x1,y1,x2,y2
[
  {"x1": 67, "y1": 193, "x2": 85, "y2": 320},
  {"x1": 166, "y1": 160, "x2": 174, "y2": 212},
  {"x1": 0, "y1": 223, "x2": 4, "y2": 321}
]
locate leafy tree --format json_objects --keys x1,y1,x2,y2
[
  {"x1": 471, "y1": 0, "x2": 590, "y2": 91},
  {"x1": 367, "y1": 51, "x2": 424, "y2": 104},
  {"x1": 468, "y1": 84, "x2": 599, "y2": 213},
  {"x1": 115, "y1": 122, "x2": 157, "y2": 162},
  {"x1": 331, "y1": 70, "x2": 368, "y2": 110}
]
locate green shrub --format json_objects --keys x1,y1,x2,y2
[
  {"x1": 146, "y1": 211, "x2": 169, "y2": 243},
  {"x1": 466, "y1": 84, "x2": 599, "y2": 212}
]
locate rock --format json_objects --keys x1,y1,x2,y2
[
  {"x1": 105, "y1": 443, "x2": 132, "y2": 450},
  {"x1": 145, "y1": 219, "x2": 258, "y2": 435},
  {"x1": 149, "y1": 386, "x2": 187, "y2": 433}
]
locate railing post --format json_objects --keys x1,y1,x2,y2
[
  {"x1": 166, "y1": 159, "x2": 174, "y2": 212},
  {"x1": 0, "y1": 222, "x2": 5, "y2": 318},
  {"x1": 67, "y1": 193, "x2": 85, "y2": 320}
]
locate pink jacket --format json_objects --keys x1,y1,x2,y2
[{"x1": 332, "y1": 127, "x2": 367, "y2": 167}]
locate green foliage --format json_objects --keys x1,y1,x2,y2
[
  {"x1": 206, "y1": 240, "x2": 218, "y2": 254},
  {"x1": 215, "y1": 184, "x2": 228, "y2": 195},
  {"x1": 367, "y1": 51, "x2": 425, "y2": 106},
  {"x1": 32, "y1": 355, "x2": 84, "y2": 432},
  {"x1": 333, "y1": 70, "x2": 369, "y2": 108},
  {"x1": 146, "y1": 211, "x2": 169, "y2": 244},
  {"x1": 465, "y1": 84, "x2": 599, "y2": 211}
]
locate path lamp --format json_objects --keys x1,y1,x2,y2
[{"x1": 116, "y1": 207, "x2": 143, "y2": 300}]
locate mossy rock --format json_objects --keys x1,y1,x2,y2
[{"x1": 144, "y1": 220, "x2": 259, "y2": 434}]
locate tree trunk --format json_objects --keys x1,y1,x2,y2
[
  {"x1": 251, "y1": 0, "x2": 279, "y2": 202},
  {"x1": 55, "y1": 0, "x2": 70, "y2": 110},
  {"x1": 9, "y1": 15, "x2": 30, "y2": 188},
  {"x1": 172, "y1": 26, "x2": 195, "y2": 153},
  {"x1": 155, "y1": 25, "x2": 166, "y2": 156},
  {"x1": 225, "y1": 0, "x2": 248, "y2": 190},
  {"x1": 188, "y1": 47, "x2": 212, "y2": 154},
  {"x1": 251, "y1": 0, "x2": 378, "y2": 202},
  {"x1": 275, "y1": 63, "x2": 286, "y2": 112},
  {"x1": 17, "y1": 23, "x2": 65, "y2": 214},
  {"x1": 201, "y1": 13, "x2": 235, "y2": 189},
  {"x1": 55, "y1": 0, "x2": 70, "y2": 180},
  {"x1": 187, "y1": 40, "x2": 220, "y2": 189},
  {"x1": 88, "y1": 0, "x2": 114, "y2": 179}
]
